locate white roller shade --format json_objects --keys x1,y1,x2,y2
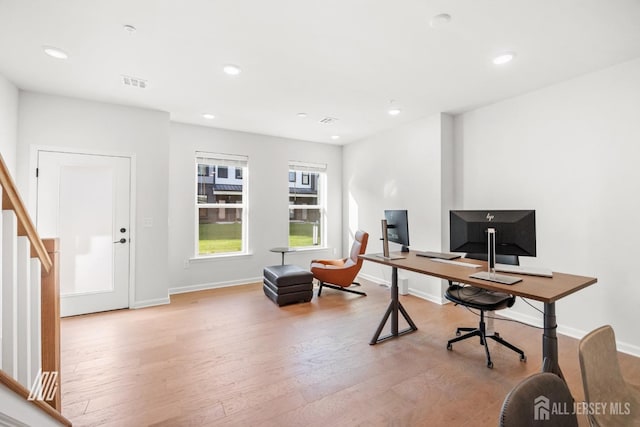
[
  {"x1": 288, "y1": 160, "x2": 327, "y2": 172},
  {"x1": 197, "y1": 151, "x2": 248, "y2": 168}
]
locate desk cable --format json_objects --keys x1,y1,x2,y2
[{"x1": 452, "y1": 284, "x2": 556, "y2": 331}]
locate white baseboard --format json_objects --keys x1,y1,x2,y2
[
  {"x1": 169, "y1": 277, "x2": 263, "y2": 295},
  {"x1": 408, "y1": 288, "x2": 447, "y2": 305},
  {"x1": 357, "y1": 273, "x2": 446, "y2": 305},
  {"x1": 555, "y1": 323, "x2": 640, "y2": 358},
  {"x1": 357, "y1": 272, "x2": 389, "y2": 287},
  {"x1": 131, "y1": 297, "x2": 170, "y2": 309},
  {"x1": 498, "y1": 309, "x2": 640, "y2": 358}
]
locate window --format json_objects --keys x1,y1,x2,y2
[
  {"x1": 196, "y1": 152, "x2": 248, "y2": 256},
  {"x1": 288, "y1": 161, "x2": 327, "y2": 248}
]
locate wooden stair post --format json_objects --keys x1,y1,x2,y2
[{"x1": 41, "y1": 238, "x2": 60, "y2": 411}]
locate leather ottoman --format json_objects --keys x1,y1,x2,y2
[{"x1": 263, "y1": 264, "x2": 314, "y2": 306}]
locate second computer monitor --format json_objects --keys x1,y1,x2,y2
[
  {"x1": 449, "y1": 210, "x2": 536, "y2": 257},
  {"x1": 384, "y1": 209, "x2": 410, "y2": 252}
]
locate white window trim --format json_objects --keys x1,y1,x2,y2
[
  {"x1": 288, "y1": 161, "x2": 327, "y2": 249},
  {"x1": 195, "y1": 152, "x2": 249, "y2": 257}
]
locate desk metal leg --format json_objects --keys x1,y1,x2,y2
[
  {"x1": 370, "y1": 267, "x2": 418, "y2": 345},
  {"x1": 542, "y1": 301, "x2": 564, "y2": 379}
]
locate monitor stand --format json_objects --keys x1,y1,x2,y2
[
  {"x1": 469, "y1": 271, "x2": 521, "y2": 285},
  {"x1": 374, "y1": 253, "x2": 406, "y2": 261},
  {"x1": 470, "y1": 227, "x2": 521, "y2": 285}
]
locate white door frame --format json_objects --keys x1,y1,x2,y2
[{"x1": 29, "y1": 145, "x2": 137, "y2": 310}]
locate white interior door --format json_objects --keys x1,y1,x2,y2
[{"x1": 36, "y1": 150, "x2": 131, "y2": 317}]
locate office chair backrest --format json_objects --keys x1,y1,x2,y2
[
  {"x1": 499, "y1": 372, "x2": 578, "y2": 427},
  {"x1": 348, "y1": 230, "x2": 369, "y2": 267},
  {"x1": 465, "y1": 252, "x2": 519, "y2": 266}
]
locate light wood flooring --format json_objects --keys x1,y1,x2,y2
[{"x1": 60, "y1": 279, "x2": 640, "y2": 426}]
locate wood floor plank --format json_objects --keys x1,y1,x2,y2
[{"x1": 60, "y1": 280, "x2": 640, "y2": 426}]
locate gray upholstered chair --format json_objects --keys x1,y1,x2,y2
[
  {"x1": 578, "y1": 325, "x2": 640, "y2": 427},
  {"x1": 499, "y1": 372, "x2": 578, "y2": 427}
]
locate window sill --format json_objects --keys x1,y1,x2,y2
[
  {"x1": 189, "y1": 252, "x2": 253, "y2": 263},
  {"x1": 288, "y1": 246, "x2": 330, "y2": 253}
]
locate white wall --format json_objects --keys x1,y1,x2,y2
[
  {"x1": 343, "y1": 113, "x2": 454, "y2": 302},
  {"x1": 0, "y1": 74, "x2": 18, "y2": 174},
  {"x1": 168, "y1": 122, "x2": 342, "y2": 292},
  {"x1": 16, "y1": 92, "x2": 171, "y2": 307},
  {"x1": 454, "y1": 58, "x2": 640, "y2": 355}
]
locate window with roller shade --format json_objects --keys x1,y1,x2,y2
[
  {"x1": 196, "y1": 152, "x2": 248, "y2": 256},
  {"x1": 288, "y1": 161, "x2": 327, "y2": 248}
]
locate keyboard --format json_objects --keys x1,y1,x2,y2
[
  {"x1": 430, "y1": 258, "x2": 481, "y2": 268},
  {"x1": 495, "y1": 263, "x2": 553, "y2": 278},
  {"x1": 415, "y1": 251, "x2": 460, "y2": 260}
]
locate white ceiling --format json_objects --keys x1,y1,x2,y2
[{"x1": 1, "y1": 0, "x2": 640, "y2": 145}]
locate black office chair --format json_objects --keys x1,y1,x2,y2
[{"x1": 445, "y1": 253, "x2": 526, "y2": 368}]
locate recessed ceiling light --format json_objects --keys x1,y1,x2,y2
[
  {"x1": 388, "y1": 108, "x2": 401, "y2": 116},
  {"x1": 42, "y1": 46, "x2": 68, "y2": 59},
  {"x1": 429, "y1": 13, "x2": 452, "y2": 28},
  {"x1": 123, "y1": 24, "x2": 137, "y2": 34},
  {"x1": 493, "y1": 52, "x2": 516, "y2": 65},
  {"x1": 202, "y1": 113, "x2": 215, "y2": 120},
  {"x1": 297, "y1": 113, "x2": 307, "y2": 118},
  {"x1": 223, "y1": 64, "x2": 242, "y2": 76},
  {"x1": 331, "y1": 135, "x2": 340, "y2": 140}
]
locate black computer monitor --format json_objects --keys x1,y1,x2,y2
[
  {"x1": 384, "y1": 209, "x2": 410, "y2": 252},
  {"x1": 449, "y1": 210, "x2": 536, "y2": 257}
]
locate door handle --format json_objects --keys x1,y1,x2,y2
[{"x1": 113, "y1": 238, "x2": 127, "y2": 244}]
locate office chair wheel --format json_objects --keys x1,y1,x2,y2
[
  {"x1": 487, "y1": 361, "x2": 494, "y2": 369},
  {"x1": 447, "y1": 343, "x2": 453, "y2": 351},
  {"x1": 455, "y1": 331, "x2": 461, "y2": 337},
  {"x1": 520, "y1": 355, "x2": 527, "y2": 362}
]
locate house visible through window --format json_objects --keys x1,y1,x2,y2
[
  {"x1": 196, "y1": 152, "x2": 248, "y2": 256},
  {"x1": 288, "y1": 161, "x2": 327, "y2": 248}
]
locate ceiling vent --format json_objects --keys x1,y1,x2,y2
[
  {"x1": 121, "y1": 75, "x2": 147, "y2": 89},
  {"x1": 319, "y1": 116, "x2": 338, "y2": 124}
]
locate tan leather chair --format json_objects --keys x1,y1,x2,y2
[
  {"x1": 311, "y1": 230, "x2": 368, "y2": 296},
  {"x1": 579, "y1": 325, "x2": 640, "y2": 427}
]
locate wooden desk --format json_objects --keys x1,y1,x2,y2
[{"x1": 360, "y1": 251, "x2": 597, "y2": 377}]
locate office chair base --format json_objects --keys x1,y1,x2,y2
[
  {"x1": 447, "y1": 319, "x2": 526, "y2": 368},
  {"x1": 317, "y1": 282, "x2": 367, "y2": 297}
]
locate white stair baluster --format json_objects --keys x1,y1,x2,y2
[
  {"x1": 17, "y1": 235, "x2": 31, "y2": 388},
  {"x1": 1, "y1": 210, "x2": 18, "y2": 378},
  {"x1": 30, "y1": 259, "x2": 42, "y2": 388}
]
